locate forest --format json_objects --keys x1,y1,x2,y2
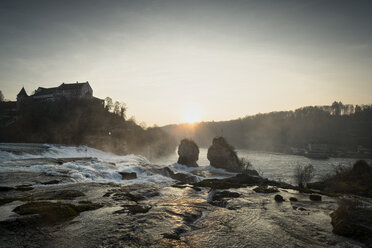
[
  {"x1": 162, "y1": 102, "x2": 372, "y2": 156},
  {"x1": 0, "y1": 96, "x2": 176, "y2": 158}
]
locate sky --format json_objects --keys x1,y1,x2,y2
[{"x1": 0, "y1": 0, "x2": 371, "y2": 126}]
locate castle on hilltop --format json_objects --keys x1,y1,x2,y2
[
  {"x1": 17, "y1": 81, "x2": 94, "y2": 103},
  {"x1": 0, "y1": 81, "x2": 103, "y2": 126}
]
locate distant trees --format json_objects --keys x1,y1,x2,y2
[
  {"x1": 0, "y1": 90, "x2": 4, "y2": 102},
  {"x1": 104, "y1": 97, "x2": 113, "y2": 111},
  {"x1": 113, "y1": 101, "x2": 127, "y2": 120},
  {"x1": 0, "y1": 97, "x2": 176, "y2": 157},
  {"x1": 104, "y1": 97, "x2": 127, "y2": 120},
  {"x1": 163, "y1": 101, "x2": 372, "y2": 151}
]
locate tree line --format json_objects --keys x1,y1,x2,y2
[
  {"x1": 162, "y1": 102, "x2": 372, "y2": 154},
  {"x1": 0, "y1": 96, "x2": 176, "y2": 158}
]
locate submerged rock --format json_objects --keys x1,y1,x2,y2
[
  {"x1": 40, "y1": 180, "x2": 61, "y2": 185},
  {"x1": 309, "y1": 194, "x2": 322, "y2": 201},
  {"x1": 289, "y1": 197, "x2": 298, "y2": 202},
  {"x1": 114, "y1": 204, "x2": 152, "y2": 215},
  {"x1": 34, "y1": 190, "x2": 85, "y2": 200},
  {"x1": 0, "y1": 186, "x2": 14, "y2": 192},
  {"x1": 212, "y1": 191, "x2": 241, "y2": 202},
  {"x1": 177, "y1": 139, "x2": 199, "y2": 167},
  {"x1": 15, "y1": 185, "x2": 33, "y2": 191},
  {"x1": 207, "y1": 137, "x2": 242, "y2": 172},
  {"x1": 162, "y1": 167, "x2": 198, "y2": 184},
  {"x1": 274, "y1": 194, "x2": 285, "y2": 202},
  {"x1": 119, "y1": 172, "x2": 137, "y2": 180},
  {"x1": 13, "y1": 201, "x2": 102, "y2": 225}
]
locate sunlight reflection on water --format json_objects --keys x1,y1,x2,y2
[{"x1": 152, "y1": 148, "x2": 371, "y2": 184}]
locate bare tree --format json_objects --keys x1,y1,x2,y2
[{"x1": 294, "y1": 164, "x2": 314, "y2": 188}]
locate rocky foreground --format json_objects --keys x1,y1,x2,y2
[{"x1": 1, "y1": 170, "x2": 370, "y2": 248}]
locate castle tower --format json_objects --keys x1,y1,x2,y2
[{"x1": 17, "y1": 87, "x2": 28, "y2": 102}]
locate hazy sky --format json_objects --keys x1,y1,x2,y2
[{"x1": 1, "y1": 0, "x2": 371, "y2": 126}]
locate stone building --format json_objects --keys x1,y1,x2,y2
[{"x1": 17, "y1": 82, "x2": 93, "y2": 102}]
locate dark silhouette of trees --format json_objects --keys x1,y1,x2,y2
[
  {"x1": 104, "y1": 97, "x2": 113, "y2": 112},
  {"x1": 0, "y1": 98, "x2": 176, "y2": 157},
  {"x1": 0, "y1": 90, "x2": 4, "y2": 102},
  {"x1": 163, "y1": 102, "x2": 372, "y2": 154}
]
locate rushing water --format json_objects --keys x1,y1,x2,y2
[
  {"x1": 0, "y1": 143, "x2": 369, "y2": 247},
  {"x1": 0, "y1": 143, "x2": 370, "y2": 186},
  {"x1": 152, "y1": 148, "x2": 371, "y2": 184}
]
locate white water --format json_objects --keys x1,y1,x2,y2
[
  {"x1": 0, "y1": 143, "x2": 232, "y2": 185},
  {"x1": 153, "y1": 148, "x2": 371, "y2": 184},
  {"x1": 0, "y1": 143, "x2": 369, "y2": 185}
]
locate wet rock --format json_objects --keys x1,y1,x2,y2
[
  {"x1": 274, "y1": 194, "x2": 285, "y2": 202},
  {"x1": 194, "y1": 173, "x2": 264, "y2": 189},
  {"x1": 40, "y1": 180, "x2": 60, "y2": 185},
  {"x1": 15, "y1": 185, "x2": 33, "y2": 191},
  {"x1": 207, "y1": 137, "x2": 242, "y2": 172},
  {"x1": 162, "y1": 167, "x2": 198, "y2": 184},
  {"x1": 162, "y1": 232, "x2": 181, "y2": 240},
  {"x1": 253, "y1": 185, "x2": 279, "y2": 193},
  {"x1": 289, "y1": 197, "x2": 298, "y2": 202},
  {"x1": 0, "y1": 196, "x2": 32, "y2": 206},
  {"x1": 162, "y1": 227, "x2": 187, "y2": 240},
  {"x1": 352, "y1": 160, "x2": 371, "y2": 175},
  {"x1": 112, "y1": 192, "x2": 142, "y2": 202},
  {"x1": 119, "y1": 172, "x2": 137, "y2": 180},
  {"x1": 171, "y1": 184, "x2": 188, "y2": 189},
  {"x1": 13, "y1": 201, "x2": 102, "y2": 225},
  {"x1": 114, "y1": 204, "x2": 151, "y2": 215},
  {"x1": 330, "y1": 200, "x2": 372, "y2": 247},
  {"x1": 103, "y1": 192, "x2": 113, "y2": 197},
  {"x1": 0, "y1": 186, "x2": 14, "y2": 192},
  {"x1": 209, "y1": 190, "x2": 241, "y2": 208},
  {"x1": 212, "y1": 191, "x2": 241, "y2": 201},
  {"x1": 192, "y1": 186, "x2": 201, "y2": 191},
  {"x1": 177, "y1": 139, "x2": 199, "y2": 167},
  {"x1": 243, "y1": 169, "x2": 260, "y2": 177},
  {"x1": 35, "y1": 190, "x2": 85, "y2": 200},
  {"x1": 309, "y1": 194, "x2": 322, "y2": 201}
]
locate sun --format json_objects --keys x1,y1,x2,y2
[{"x1": 183, "y1": 105, "x2": 202, "y2": 124}]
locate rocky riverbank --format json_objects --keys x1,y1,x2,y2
[{"x1": 0, "y1": 170, "x2": 368, "y2": 248}]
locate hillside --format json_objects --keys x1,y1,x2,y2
[
  {"x1": 162, "y1": 102, "x2": 372, "y2": 156},
  {"x1": 0, "y1": 98, "x2": 176, "y2": 158}
]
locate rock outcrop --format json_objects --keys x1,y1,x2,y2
[
  {"x1": 330, "y1": 200, "x2": 372, "y2": 247},
  {"x1": 177, "y1": 139, "x2": 199, "y2": 167},
  {"x1": 207, "y1": 137, "x2": 242, "y2": 172}
]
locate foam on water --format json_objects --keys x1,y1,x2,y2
[
  {"x1": 0, "y1": 143, "x2": 171, "y2": 184},
  {"x1": 0, "y1": 143, "x2": 233, "y2": 185}
]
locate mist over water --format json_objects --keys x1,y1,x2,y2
[
  {"x1": 0, "y1": 143, "x2": 234, "y2": 185},
  {"x1": 153, "y1": 148, "x2": 371, "y2": 185},
  {"x1": 1, "y1": 143, "x2": 370, "y2": 186}
]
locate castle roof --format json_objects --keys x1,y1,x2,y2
[
  {"x1": 17, "y1": 87, "x2": 28, "y2": 97},
  {"x1": 58, "y1": 82, "x2": 90, "y2": 90},
  {"x1": 33, "y1": 87, "x2": 57, "y2": 96}
]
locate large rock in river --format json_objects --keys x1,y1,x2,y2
[
  {"x1": 207, "y1": 137, "x2": 242, "y2": 172},
  {"x1": 177, "y1": 139, "x2": 199, "y2": 167},
  {"x1": 330, "y1": 200, "x2": 372, "y2": 247}
]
